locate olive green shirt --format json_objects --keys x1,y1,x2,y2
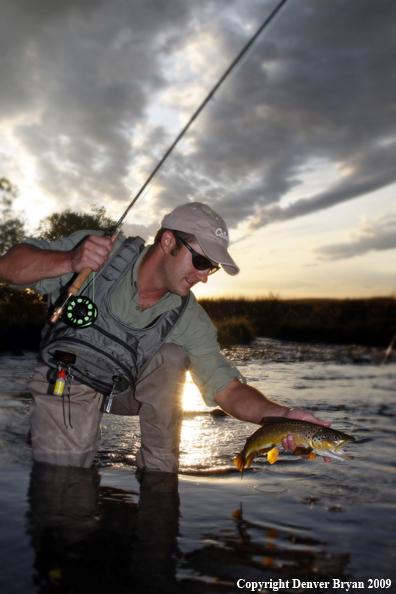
[{"x1": 15, "y1": 231, "x2": 243, "y2": 406}]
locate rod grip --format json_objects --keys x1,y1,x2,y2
[{"x1": 68, "y1": 267, "x2": 93, "y2": 296}]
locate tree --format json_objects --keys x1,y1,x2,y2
[
  {"x1": 35, "y1": 206, "x2": 116, "y2": 242},
  {"x1": 0, "y1": 179, "x2": 41, "y2": 303},
  {"x1": 0, "y1": 186, "x2": 116, "y2": 304},
  {"x1": 0, "y1": 178, "x2": 25, "y2": 256}
]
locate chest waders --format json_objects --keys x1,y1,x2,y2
[{"x1": 39, "y1": 237, "x2": 189, "y2": 412}]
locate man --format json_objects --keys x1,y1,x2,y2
[{"x1": 0, "y1": 202, "x2": 331, "y2": 472}]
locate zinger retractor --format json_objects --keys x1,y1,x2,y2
[{"x1": 64, "y1": 296, "x2": 98, "y2": 328}]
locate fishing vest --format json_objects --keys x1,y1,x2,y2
[{"x1": 39, "y1": 237, "x2": 190, "y2": 405}]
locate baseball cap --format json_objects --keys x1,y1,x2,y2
[{"x1": 161, "y1": 202, "x2": 239, "y2": 276}]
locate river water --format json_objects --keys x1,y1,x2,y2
[{"x1": 0, "y1": 339, "x2": 395, "y2": 594}]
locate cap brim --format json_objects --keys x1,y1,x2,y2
[{"x1": 196, "y1": 237, "x2": 240, "y2": 276}]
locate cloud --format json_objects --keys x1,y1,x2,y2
[
  {"x1": 241, "y1": 138, "x2": 396, "y2": 230},
  {"x1": 150, "y1": 0, "x2": 396, "y2": 230},
  {"x1": 0, "y1": 0, "x2": 395, "y2": 243},
  {"x1": 0, "y1": 0, "x2": 194, "y2": 207},
  {"x1": 315, "y1": 213, "x2": 396, "y2": 261}
]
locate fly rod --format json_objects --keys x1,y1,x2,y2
[{"x1": 50, "y1": 0, "x2": 289, "y2": 325}]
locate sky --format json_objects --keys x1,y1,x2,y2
[{"x1": 1, "y1": 0, "x2": 395, "y2": 299}]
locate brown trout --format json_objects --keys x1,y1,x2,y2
[{"x1": 234, "y1": 417, "x2": 355, "y2": 472}]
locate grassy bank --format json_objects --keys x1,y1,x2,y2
[
  {"x1": 199, "y1": 296, "x2": 396, "y2": 347},
  {"x1": 0, "y1": 295, "x2": 395, "y2": 351}
]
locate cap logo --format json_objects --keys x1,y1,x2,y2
[{"x1": 215, "y1": 228, "x2": 229, "y2": 242}]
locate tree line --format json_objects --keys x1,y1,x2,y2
[{"x1": 0, "y1": 178, "x2": 394, "y2": 350}]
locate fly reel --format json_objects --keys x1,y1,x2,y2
[{"x1": 64, "y1": 296, "x2": 98, "y2": 328}]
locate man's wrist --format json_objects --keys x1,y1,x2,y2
[{"x1": 259, "y1": 407, "x2": 292, "y2": 425}]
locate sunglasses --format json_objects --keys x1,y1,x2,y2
[{"x1": 174, "y1": 234, "x2": 220, "y2": 275}]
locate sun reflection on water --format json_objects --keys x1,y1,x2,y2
[
  {"x1": 180, "y1": 373, "x2": 236, "y2": 472},
  {"x1": 181, "y1": 373, "x2": 218, "y2": 470},
  {"x1": 182, "y1": 372, "x2": 206, "y2": 412}
]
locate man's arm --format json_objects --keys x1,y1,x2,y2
[
  {"x1": 0, "y1": 235, "x2": 114, "y2": 286},
  {"x1": 215, "y1": 378, "x2": 332, "y2": 463}
]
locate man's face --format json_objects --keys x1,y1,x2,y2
[{"x1": 162, "y1": 235, "x2": 217, "y2": 296}]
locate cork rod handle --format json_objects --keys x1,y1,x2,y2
[{"x1": 68, "y1": 267, "x2": 93, "y2": 296}]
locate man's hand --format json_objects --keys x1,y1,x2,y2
[
  {"x1": 0, "y1": 234, "x2": 115, "y2": 286},
  {"x1": 281, "y1": 408, "x2": 332, "y2": 463},
  {"x1": 69, "y1": 235, "x2": 114, "y2": 273}
]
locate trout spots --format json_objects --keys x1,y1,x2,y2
[{"x1": 233, "y1": 417, "x2": 356, "y2": 472}]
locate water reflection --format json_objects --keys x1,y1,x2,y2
[
  {"x1": 26, "y1": 463, "x2": 181, "y2": 594},
  {"x1": 182, "y1": 372, "x2": 202, "y2": 412},
  {"x1": 25, "y1": 463, "x2": 358, "y2": 593},
  {"x1": 230, "y1": 506, "x2": 350, "y2": 578},
  {"x1": 181, "y1": 504, "x2": 351, "y2": 589}
]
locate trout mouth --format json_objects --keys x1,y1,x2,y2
[{"x1": 323, "y1": 440, "x2": 355, "y2": 461}]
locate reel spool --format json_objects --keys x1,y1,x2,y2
[{"x1": 64, "y1": 296, "x2": 98, "y2": 328}]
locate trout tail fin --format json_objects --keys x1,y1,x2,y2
[
  {"x1": 234, "y1": 450, "x2": 258, "y2": 474},
  {"x1": 234, "y1": 453, "x2": 245, "y2": 473}
]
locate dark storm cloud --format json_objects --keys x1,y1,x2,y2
[
  {"x1": 1, "y1": 0, "x2": 395, "y2": 239},
  {"x1": 315, "y1": 213, "x2": 396, "y2": 261},
  {"x1": 0, "y1": 0, "x2": 195, "y2": 205},
  {"x1": 153, "y1": 0, "x2": 396, "y2": 230}
]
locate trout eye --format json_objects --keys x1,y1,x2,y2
[{"x1": 322, "y1": 433, "x2": 337, "y2": 444}]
